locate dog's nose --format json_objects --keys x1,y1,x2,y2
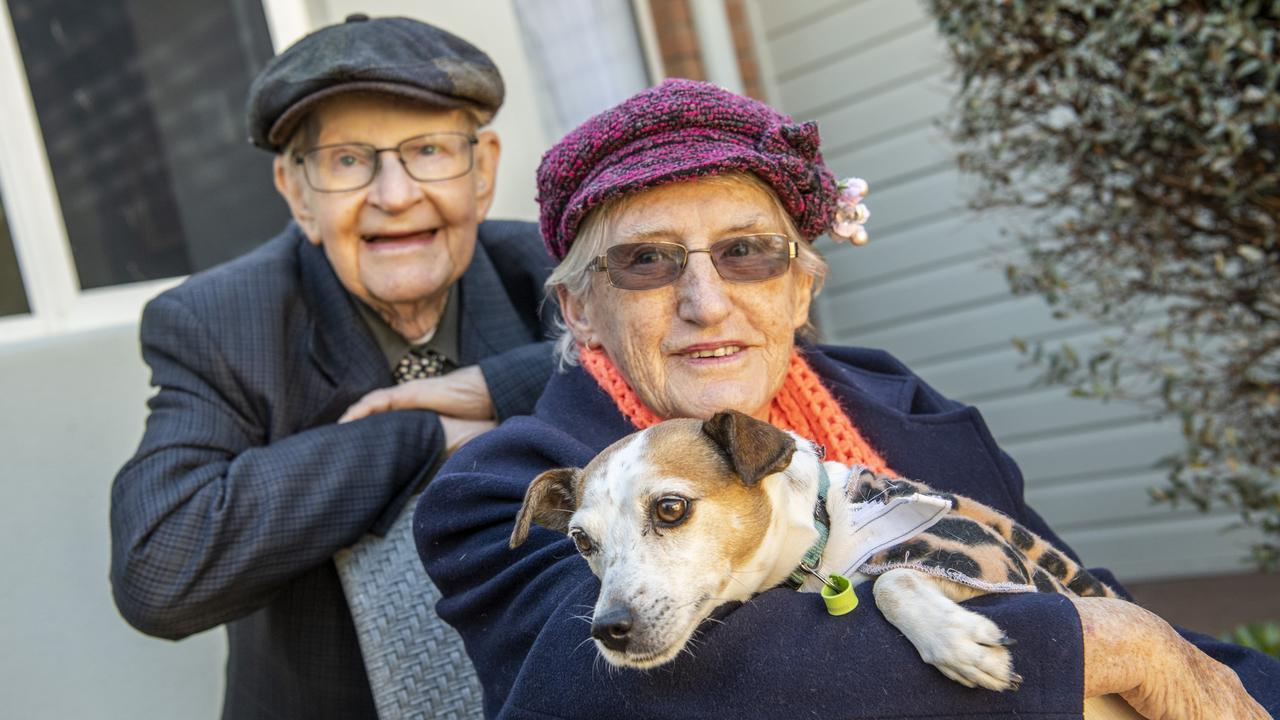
[{"x1": 591, "y1": 606, "x2": 633, "y2": 652}]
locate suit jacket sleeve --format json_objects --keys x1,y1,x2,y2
[
  {"x1": 474, "y1": 220, "x2": 559, "y2": 421},
  {"x1": 110, "y1": 294, "x2": 444, "y2": 640},
  {"x1": 479, "y1": 341, "x2": 556, "y2": 421}
]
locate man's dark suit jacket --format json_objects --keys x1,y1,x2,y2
[{"x1": 110, "y1": 220, "x2": 557, "y2": 720}]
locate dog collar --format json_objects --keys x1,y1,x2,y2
[{"x1": 782, "y1": 462, "x2": 832, "y2": 590}]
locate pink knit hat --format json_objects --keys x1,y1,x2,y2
[{"x1": 536, "y1": 79, "x2": 839, "y2": 260}]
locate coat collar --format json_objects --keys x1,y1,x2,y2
[
  {"x1": 800, "y1": 344, "x2": 919, "y2": 414},
  {"x1": 801, "y1": 345, "x2": 1021, "y2": 514}
]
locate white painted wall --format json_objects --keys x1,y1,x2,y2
[
  {"x1": 749, "y1": 0, "x2": 1260, "y2": 581},
  {"x1": 0, "y1": 323, "x2": 226, "y2": 718}
]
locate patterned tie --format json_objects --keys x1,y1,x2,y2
[
  {"x1": 393, "y1": 347, "x2": 455, "y2": 382},
  {"x1": 334, "y1": 347, "x2": 484, "y2": 719}
]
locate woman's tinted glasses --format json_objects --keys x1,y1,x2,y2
[{"x1": 589, "y1": 234, "x2": 797, "y2": 291}]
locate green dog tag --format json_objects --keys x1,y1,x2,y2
[{"x1": 821, "y1": 573, "x2": 858, "y2": 616}]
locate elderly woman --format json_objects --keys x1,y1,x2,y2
[{"x1": 412, "y1": 80, "x2": 1278, "y2": 719}]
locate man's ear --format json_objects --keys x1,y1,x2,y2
[
  {"x1": 701, "y1": 410, "x2": 796, "y2": 486},
  {"x1": 511, "y1": 467, "x2": 581, "y2": 547},
  {"x1": 556, "y1": 285, "x2": 597, "y2": 348},
  {"x1": 273, "y1": 154, "x2": 321, "y2": 244},
  {"x1": 471, "y1": 129, "x2": 501, "y2": 222}
]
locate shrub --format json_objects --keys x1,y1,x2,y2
[
  {"x1": 1225, "y1": 621, "x2": 1280, "y2": 659},
  {"x1": 927, "y1": 0, "x2": 1279, "y2": 569}
]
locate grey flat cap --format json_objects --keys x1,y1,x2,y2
[{"x1": 246, "y1": 14, "x2": 505, "y2": 151}]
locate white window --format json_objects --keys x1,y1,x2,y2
[
  {"x1": 0, "y1": 0, "x2": 312, "y2": 341},
  {"x1": 0, "y1": 194, "x2": 26, "y2": 317}
]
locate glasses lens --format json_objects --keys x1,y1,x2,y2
[
  {"x1": 605, "y1": 243, "x2": 686, "y2": 290},
  {"x1": 710, "y1": 234, "x2": 792, "y2": 282},
  {"x1": 401, "y1": 133, "x2": 475, "y2": 182},
  {"x1": 304, "y1": 145, "x2": 376, "y2": 191}
]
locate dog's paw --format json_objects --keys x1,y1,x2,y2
[
  {"x1": 873, "y1": 569, "x2": 1021, "y2": 692},
  {"x1": 909, "y1": 605, "x2": 1021, "y2": 691}
]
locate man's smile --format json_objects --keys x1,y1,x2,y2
[{"x1": 362, "y1": 228, "x2": 439, "y2": 244}]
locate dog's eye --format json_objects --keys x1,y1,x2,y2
[
  {"x1": 653, "y1": 496, "x2": 690, "y2": 526},
  {"x1": 569, "y1": 529, "x2": 595, "y2": 555}
]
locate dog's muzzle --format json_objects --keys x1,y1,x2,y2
[{"x1": 591, "y1": 605, "x2": 634, "y2": 652}]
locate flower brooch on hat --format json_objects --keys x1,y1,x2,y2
[{"x1": 831, "y1": 177, "x2": 870, "y2": 245}]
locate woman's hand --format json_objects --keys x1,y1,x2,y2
[
  {"x1": 339, "y1": 365, "x2": 495, "y2": 423},
  {"x1": 1077, "y1": 597, "x2": 1270, "y2": 720}
]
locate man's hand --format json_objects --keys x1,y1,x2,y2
[{"x1": 339, "y1": 365, "x2": 495, "y2": 423}]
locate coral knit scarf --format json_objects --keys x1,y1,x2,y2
[{"x1": 579, "y1": 346, "x2": 893, "y2": 474}]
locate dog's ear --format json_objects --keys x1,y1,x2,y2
[
  {"x1": 510, "y1": 467, "x2": 581, "y2": 548},
  {"x1": 701, "y1": 410, "x2": 796, "y2": 486}
]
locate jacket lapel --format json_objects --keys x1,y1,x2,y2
[
  {"x1": 457, "y1": 228, "x2": 535, "y2": 365},
  {"x1": 296, "y1": 230, "x2": 389, "y2": 422}
]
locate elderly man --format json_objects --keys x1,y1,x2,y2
[{"x1": 109, "y1": 15, "x2": 555, "y2": 719}]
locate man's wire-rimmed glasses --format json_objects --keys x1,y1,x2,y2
[
  {"x1": 294, "y1": 132, "x2": 478, "y2": 192},
  {"x1": 589, "y1": 234, "x2": 798, "y2": 290}
]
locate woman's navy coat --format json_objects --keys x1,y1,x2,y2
[{"x1": 415, "y1": 345, "x2": 1280, "y2": 719}]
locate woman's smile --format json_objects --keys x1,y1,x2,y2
[{"x1": 678, "y1": 342, "x2": 745, "y2": 362}]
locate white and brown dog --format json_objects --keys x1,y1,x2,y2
[{"x1": 510, "y1": 409, "x2": 1118, "y2": 691}]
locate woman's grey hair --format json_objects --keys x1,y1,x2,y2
[{"x1": 545, "y1": 173, "x2": 829, "y2": 367}]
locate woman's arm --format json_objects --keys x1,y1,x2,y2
[
  {"x1": 1078, "y1": 598, "x2": 1270, "y2": 719},
  {"x1": 1013, "y1": 461, "x2": 1278, "y2": 716}
]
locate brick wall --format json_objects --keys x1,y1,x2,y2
[
  {"x1": 646, "y1": 0, "x2": 764, "y2": 100},
  {"x1": 724, "y1": 0, "x2": 764, "y2": 100}
]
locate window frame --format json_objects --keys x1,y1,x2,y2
[{"x1": 0, "y1": 0, "x2": 313, "y2": 343}]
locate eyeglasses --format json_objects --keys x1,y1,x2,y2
[
  {"x1": 589, "y1": 234, "x2": 797, "y2": 291},
  {"x1": 294, "y1": 132, "x2": 478, "y2": 192}
]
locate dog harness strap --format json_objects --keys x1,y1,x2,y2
[{"x1": 783, "y1": 463, "x2": 832, "y2": 590}]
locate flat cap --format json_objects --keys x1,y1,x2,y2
[{"x1": 246, "y1": 14, "x2": 505, "y2": 151}]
